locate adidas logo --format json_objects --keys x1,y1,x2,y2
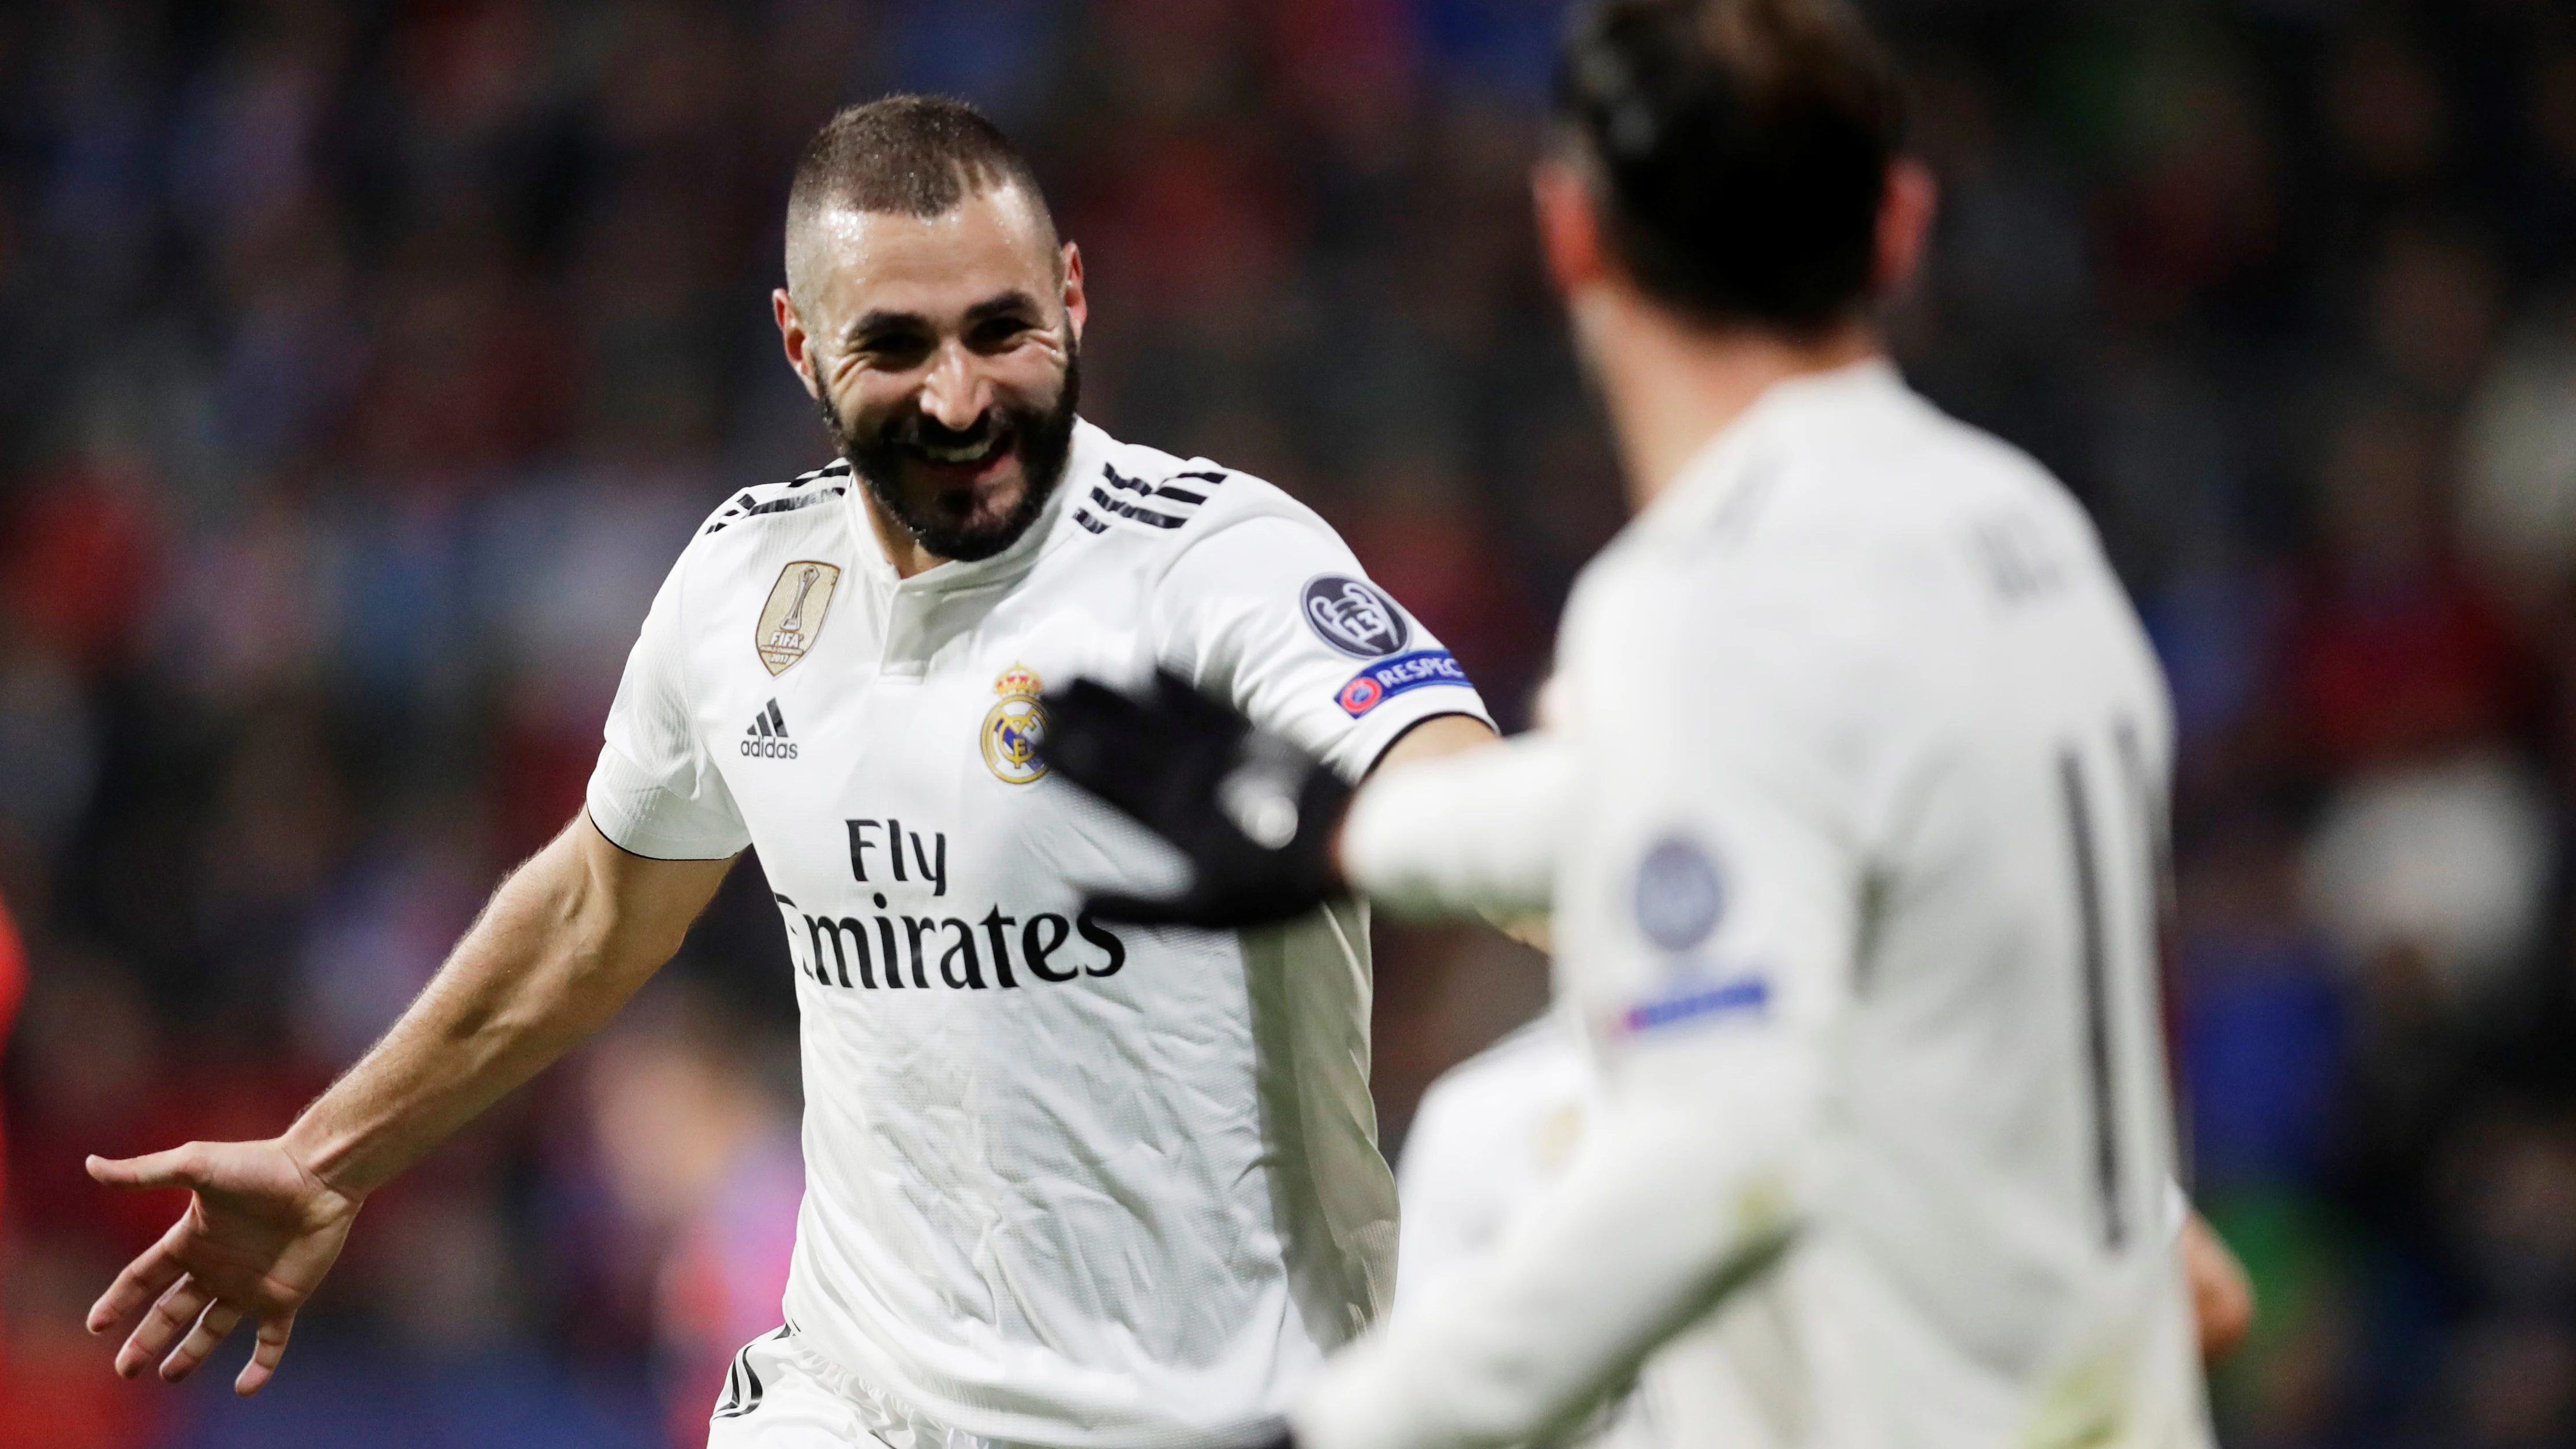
[{"x1": 740, "y1": 699, "x2": 798, "y2": 760}]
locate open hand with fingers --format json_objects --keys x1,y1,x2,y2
[{"x1": 84, "y1": 1139, "x2": 364, "y2": 1395}]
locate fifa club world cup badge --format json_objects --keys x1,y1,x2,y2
[
  {"x1": 756, "y1": 560, "x2": 842, "y2": 675},
  {"x1": 983, "y1": 664, "x2": 1048, "y2": 784}
]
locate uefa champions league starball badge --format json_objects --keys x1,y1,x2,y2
[
  {"x1": 756, "y1": 560, "x2": 842, "y2": 675},
  {"x1": 983, "y1": 664, "x2": 1048, "y2": 784}
]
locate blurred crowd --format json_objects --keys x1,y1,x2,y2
[{"x1": 1, "y1": 0, "x2": 2573, "y2": 1445}]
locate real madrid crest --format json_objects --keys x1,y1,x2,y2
[
  {"x1": 755, "y1": 560, "x2": 841, "y2": 675},
  {"x1": 981, "y1": 664, "x2": 1048, "y2": 784}
]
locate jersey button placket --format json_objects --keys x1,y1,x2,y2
[{"x1": 878, "y1": 580, "x2": 935, "y2": 682}]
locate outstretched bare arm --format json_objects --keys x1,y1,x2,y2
[{"x1": 85, "y1": 812, "x2": 734, "y2": 1395}]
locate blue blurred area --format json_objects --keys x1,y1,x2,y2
[
  {"x1": 165, "y1": 1344, "x2": 663, "y2": 1449},
  {"x1": 3, "y1": 1, "x2": 2576, "y2": 1444}
]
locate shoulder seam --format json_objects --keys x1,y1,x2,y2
[{"x1": 1144, "y1": 485, "x2": 1343, "y2": 576}]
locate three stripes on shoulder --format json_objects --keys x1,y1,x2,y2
[
  {"x1": 1076, "y1": 464, "x2": 1224, "y2": 533},
  {"x1": 703, "y1": 460, "x2": 854, "y2": 536}
]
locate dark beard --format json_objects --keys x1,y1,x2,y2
[{"x1": 815, "y1": 346, "x2": 1081, "y2": 564}]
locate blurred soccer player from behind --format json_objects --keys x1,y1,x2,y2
[{"x1": 1039, "y1": 1, "x2": 2232, "y2": 1443}]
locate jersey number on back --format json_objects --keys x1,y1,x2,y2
[{"x1": 2058, "y1": 718, "x2": 2162, "y2": 1254}]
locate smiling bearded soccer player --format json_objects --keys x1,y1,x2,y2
[{"x1": 81, "y1": 96, "x2": 1495, "y2": 1448}]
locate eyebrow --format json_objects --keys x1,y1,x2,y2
[
  {"x1": 965, "y1": 290, "x2": 1043, "y2": 324},
  {"x1": 842, "y1": 290, "x2": 1044, "y2": 343}
]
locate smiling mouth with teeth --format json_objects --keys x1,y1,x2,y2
[{"x1": 914, "y1": 431, "x2": 1007, "y2": 465}]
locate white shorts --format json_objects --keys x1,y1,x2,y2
[{"x1": 705, "y1": 1325, "x2": 1001, "y2": 1449}]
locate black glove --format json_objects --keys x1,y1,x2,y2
[
  {"x1": 1207, "y1": 1417, "x2": 1296, "y2": 1449},
  {"x1": 1039, "y1": 670, "x2": 1351, "y2": 929}
]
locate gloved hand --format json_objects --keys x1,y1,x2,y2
[
  {"x1": 1224, "y1": 1419, "x2": 1295, "y2": 1449},
  {"x1": 1039, "y1": 670, "x2": 1351, "y2": 929},
  {"x1": 1204, "y1": 1414, "x2": 1296, "y2": 1449}
]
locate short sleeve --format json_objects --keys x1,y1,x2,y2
[
  {"x1": 1158, "y1": 515, "x2": 1494, "y2": 780},
  {"x1": 584, "y1": 552, "x2": 751, "y2": 861}
]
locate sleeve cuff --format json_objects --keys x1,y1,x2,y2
[
  {"x1": 585, "y1": 741, "x2": 752, "y2": 862},
  {"x1": 1319, "y1": 685, "x2": 1495, "y2": 784}
]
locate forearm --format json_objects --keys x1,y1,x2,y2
[
  {"x1": 1337, "y1": 733, "x2": 1576, "y2": 919},
  {"x1": 1293, "y1": 1040, "x2": 1817, "y2": 1449},
  {"x1": 280, "y1": 817, "x2": 698, "y2": 1194}
]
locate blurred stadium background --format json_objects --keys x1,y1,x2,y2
[{"x1": 2, "y1": 0, "x2": 2574, "y2": 1444}]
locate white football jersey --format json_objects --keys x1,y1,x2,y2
[
  {"x1": 1391, "y1": 1015, "x2": 1597, "y2": 1323},
  {"x1": 586, "y1": 420, "x2": 1492, "y2": 1446},
  {"x1": 1391, "y1": 1017, "x2": 1640, "y2": 1449},
  {"x1": 1306, "y1": 360, "x2": 2215, "y2": 1449}
]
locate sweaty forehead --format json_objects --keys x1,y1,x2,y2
[{"x1": 792, "y1": 185, "x2": 1059, "y2": 330}]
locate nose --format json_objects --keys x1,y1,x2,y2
[{"x1": 918, "y1": 339, "x2": 992, "y2": 432}]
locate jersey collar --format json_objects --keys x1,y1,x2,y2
[{"x1": 1643, "y1": 356, "x2": 1908, "y2": 539}]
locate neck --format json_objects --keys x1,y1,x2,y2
[
  {"x1": 858, "y1": 490, "x2": 950, "y2": 580},
  {"x1": 1573, "y1": 289, "x2": 1883, "y2": 511}
]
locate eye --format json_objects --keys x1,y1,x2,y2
[
  {"x1": 971, "y1": 316, "x2": 1035, "y2": 349},
  {"x1": 857, "y1": 330, "x2": 934, "y2": 366}
]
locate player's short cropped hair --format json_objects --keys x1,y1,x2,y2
[
  {"x1": 784, "y1": 95, "x2": 1058, "y2": 295},
  {"x1": 1552, "y1": 0, "x2": 1903, "y2": 334}
]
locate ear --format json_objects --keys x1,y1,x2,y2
[
  {"x1": 1060, "y1": 242, "x2": 1089, "y2": 345},
  {"x1": 1531, "y1": 159, "x2": 1611, "y2": 300},
  {"x1": 1872, "y1": 158, "x2": 1939, "y2": 301},
  {"x1": 775, "y1": 289, "x2": 822, "y2": 399}
]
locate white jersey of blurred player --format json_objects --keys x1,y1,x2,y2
[
  {"x1": 1397, "y1": 1011, "x2": 2202, "y2": 1449},
  {"x1": 1314, "y1": 360, "x2": 2215, "y2": 1449},
  {"x1": 1392, "y1": 1015, "x2": 1596, "y2": 1323},
  {"x1": 1393, "y1": 1014, "x2": 1640, "y2": 1449},
  {"x1": 589, "y1": 419, "x2": 1490, "y2": 1447}
]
